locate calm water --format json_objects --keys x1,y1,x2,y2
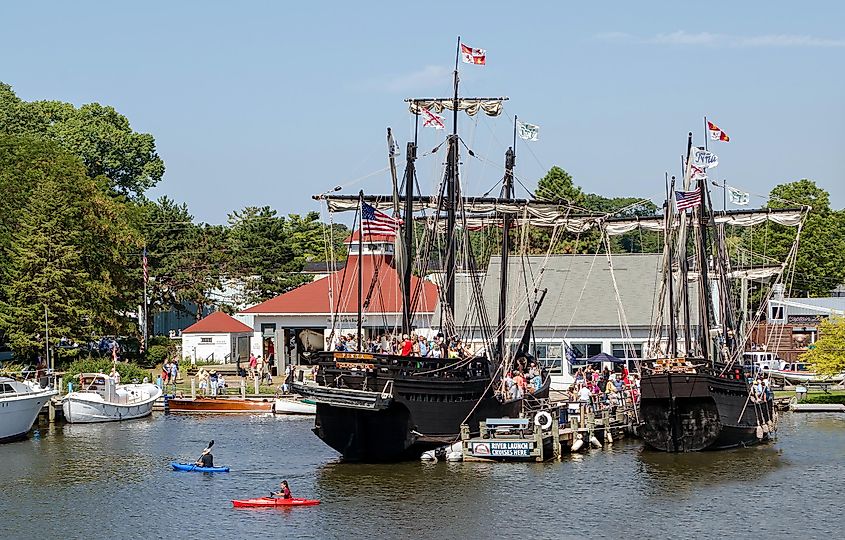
[{"x1": 1, "y1": 412, "x2": 843, "y2": 539}]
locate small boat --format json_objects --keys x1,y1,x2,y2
[
  {"x1": 272, "y1": 397, "x2": 316, "y2": 415},
  {"x1": 0, "y1": 377, "x2": 58, "y2": 442},
  {"x1": 763, "y1": 362, "x2": 845, "y2": 385},
  {"x1": 167, "y1": 396, "x2": 273, "y2": 413},
  {"x1": 62, "y1": 373, "x2": 161, "y2": 424},
  {"x1": 232, "y1": 497, "x2": 320, "y2": 508},
  {"x1": 170, "y1": 461, "x2": 230, "y2": 473}
]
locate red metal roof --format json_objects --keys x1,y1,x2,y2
[
  {"x1": 343, "y1": 231, "x2": 397, "y2": 243},
  {"x1": 182, "y1": 311, "x2": 253, "y2": 334},
  {"x1": 240, "y1": 255, "x2": 438, "y2": 315}
]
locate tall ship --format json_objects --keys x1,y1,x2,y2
[
  {"x1": 635, "y1": 133, "x2": 808, "y2": 451},
  {"x1": 292, "y1": 42, "x2": 558, "y2": 462}
]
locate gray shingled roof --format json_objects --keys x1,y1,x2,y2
[{"x1": 436, "y1": 253, "x2": 694, "y2": 330}]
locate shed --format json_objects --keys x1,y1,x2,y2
[{"x1": 181, "y1": 311, "x2": 253, "y2": 365}]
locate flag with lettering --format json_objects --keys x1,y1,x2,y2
[
  {"x1": 675, "y1": 187, "x2": 702, "y2": 212},
  {"x1": 689, "y1": 147, "x2": 719, "y2": 169},
  {"x1": 460, "y1": 43, "x2": 486, "y2": 65},
  {"x1": 728, "y1": 186, "x2": 749, "y2": 205},
  {"x1": 707, "y1": 120, "x2": 730, "y2": 142},
  {"x1": 517, "y1": 120, "x2": 540, "y2": 141},
  {"x1": 362, "y1": 202, "x2": 402, "y2": 235},
  {"x1": 420, "y1": 107, "x2": 445, "y2": 130}
]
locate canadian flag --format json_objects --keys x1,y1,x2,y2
[
  {"x1": 707, "y1": 120, "x2": 730, "y2": 142},
  {"x1": 461, "y1": 43, "x2": 486, "y2": 65}
]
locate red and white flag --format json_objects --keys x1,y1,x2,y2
[
  {"x1": 362, "y1": 202, "x2": 402, "y2": 235},
  {"x1": 707, "y1": 120, "x2": 730, "y2": 142},
  {"x1": 461, "y1": 43, "x2": 486, "y2": 65},
  {"x1": 420, "y1": 107, "x2": 445, "y2": 130}
]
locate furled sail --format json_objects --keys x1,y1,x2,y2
[{"x1": 407, "y1": 98, "x2": 506, "y2": 117}]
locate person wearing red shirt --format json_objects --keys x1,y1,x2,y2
[{"x1": 400, "y1": 334, "x2": 413, "y2": 356}]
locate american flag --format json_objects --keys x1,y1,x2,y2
[
  {"x1": 142, "y1": 247, "x2": 148, "y2": 283},
  {"x1": 362, "y1": 202, "x2": 401, "y2": 235},
  {"x1": 675, "y1": 187, "x2": 702, "y2": 212}
]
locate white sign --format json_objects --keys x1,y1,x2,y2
[{"x1": 690, "y1": 147, "x2": 719, "y2": 169}]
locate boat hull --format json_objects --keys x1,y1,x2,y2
[
  {"x1": 309, "y1": 386, "x2": 522, "y2": 462},
  {"x1": 272, "y1": 398, "x2": 316, "y2": 415},
  {"x1": 62, "y1": 384, "x2": 161, "y2": 423},
  {"x1": 171, "y1": 462, "x2": 230, "y2": 473},
  {"x1": 639, "y1": 372, "x2": 774, "y2": 452},
  {"x1": 0, "y1": 389, "x2": 57, "y2": 442},
  {"x1": 232, "y1": 497, "x2": 319, "y2": 508},
  {"x1": 167, "y1": 397, "x2": 273, "y2": 413}
]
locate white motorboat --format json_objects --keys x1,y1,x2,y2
[
  {"x1": 0, "y1": 376, "x2": 58, "y2": 442},
  {"x1": 271, "y1": 397, "x2": 316, "y2": 415},
  {"x1": 62, "y1": 373, "x2": 161, "y2": 423},
  {"x1": 763, "y1": 362, "x2": 845, "y2": 385}
]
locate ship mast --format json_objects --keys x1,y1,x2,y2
[{"x1": 443, "y1": 37, "x2": 462, "y2": 335}]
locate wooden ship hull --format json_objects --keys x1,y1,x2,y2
[
  {"x1": 293, "y1": 351, "x2": 546, "y2": 462},
  {"x1": 166, "y1": 396, "x2": 273, "y2": 413},
  {"x1": 639, "y1": 371, "x2": 775, "y2": 452}
]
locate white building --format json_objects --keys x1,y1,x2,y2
[{"x1": 181, "y1": 311, "x2": 254, "y2": 365}]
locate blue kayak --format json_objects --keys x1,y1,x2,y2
[{"x1": 171, "y1": 462, "x2": 230, "y2": 473}]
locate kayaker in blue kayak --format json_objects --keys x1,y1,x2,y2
[
  {"x1": 196, "y1": 447, "x2": 214, "y2": 468},
  {"x1": 272, "y1": 480, "x2": 292, "y2": 499}
]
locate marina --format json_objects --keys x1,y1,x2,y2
[{"x1": 2, "y1": 3, "x2": 844, "y2": 539}]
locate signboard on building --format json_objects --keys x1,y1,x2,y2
[
  {"x1": 788, "y1": 314, "x2": 826, "y2": 324},
  {"x1": 470, "y1": 441, "x2": 533, "y2": 457}
]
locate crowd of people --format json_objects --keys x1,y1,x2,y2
[
  {"x1": 331, "y1": 332, "x2": 473, "y2": 359},
  {"x1": 564, "y1": 365, "x2": 640, "y2": 412},
  {"x1": 501, "y1": 362, "x2": 544, "y2": 399}
]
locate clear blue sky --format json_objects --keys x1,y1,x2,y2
[{"x1": 3, "y1": 0, "x2": 843, "y2": 223}]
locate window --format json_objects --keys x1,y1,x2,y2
[
  {"x1": 534, "y1": 344, "x2": 562, "y2": 369},
  {"x1": 200, "y1": 337, "x2": 212, "y2": 344},
  {"x1": 0, "y1": 383, "x2": 15, "y2": 394},
  {"x1": 571, "y1": 343, "x2": 602, "y2": 358},
  {"x1": 261, "y1": 323, "x2": 276, "y2": 338},
  {"x1": 771, "y1": 306, "x2": 784, "y2": 321},
  {"x1": 611, "y1": 343, "x2": 642, "y2": 358}
]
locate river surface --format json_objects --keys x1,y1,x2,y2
[{"x1": 1, "y1": 412, "x2": 843, "y2": 539}]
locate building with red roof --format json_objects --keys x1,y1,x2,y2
[
  {"x1": 181, "y1": 311, "x2": 254, "y2": 365},
  {"x1": 238, "y1": 233, "x2": 439, "y2": 365}
]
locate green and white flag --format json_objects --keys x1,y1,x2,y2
[
  {"x1": 728, "y1": 186, "x2": 749, "y2": 205},
  {"x1": 517, "y1": 120, "x2": 539, "y2": 141}
]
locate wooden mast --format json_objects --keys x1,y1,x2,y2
[
  {"x1": 497, "y1": 145, "x2": 515, "y2": 361},
  {"x1": 402, "y1": 141, "x2": 416, "y2": 335},
  {"x1": 357, "y1": 190, "x2": 364, "y2": 351}
]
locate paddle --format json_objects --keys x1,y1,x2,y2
[{"x1": 188, "y1": 439, "x2": 214, "y2": 471}]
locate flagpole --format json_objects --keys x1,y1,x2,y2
[
  {"x1": 143, "y1": 245, "x2": 148, "y2": 354},
  {"x1": 513, "y1": 115, "x2": 518, "y2": 152},
  {"x1": 703, "y1": 116, "x2": 709, "y2": 152},
  {"x1": 453, "y1": 36, "x2": 460, "y2": 135},
  {"x1": 357, "y1": 191, "x2": 364, "y2": 352}
]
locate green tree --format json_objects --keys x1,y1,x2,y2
[
  {"x1": 759, "y1": 180, "x2": 845, "y2": 296},
  {"x1": 0, "y1": 137, "x2": 127, "y2": 358},
  {"x1": 801, "y1": 317, "x2": 845, "y2": 376},
  {"x1": 0, "y1": 82, "x2": 164, "y2": 198},
  {"x1": 535, "y1": 166, "x2": 585, "y2": 205}
]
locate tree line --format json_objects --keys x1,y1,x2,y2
[{"x1": 0, "y1": 83, "x2": 346, "y2": 361}]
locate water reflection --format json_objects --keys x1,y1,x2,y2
[{"x1": 636, "y1": 444, "x2": 786, "y2": 497}]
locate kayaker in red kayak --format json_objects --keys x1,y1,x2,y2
[{"x1": 271, "y1": 480, "x2": 292, "y2": 499}]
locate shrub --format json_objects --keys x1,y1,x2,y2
[
  {"x1": 61, "y1": 358, "x2": 152, "y2": 390},
  {"x1": 146, "y1": 345, "x2": 170, "y2": 366}
]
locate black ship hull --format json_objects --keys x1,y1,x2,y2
[
  {"x1": 639, "y1": 372, "x2": 774, "y2": 452},
  {"x1": 293, "y1": 351, "x2": 545, "y2": 462}
]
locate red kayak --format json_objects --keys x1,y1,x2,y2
[{"x1": 232, "y1": 497, "x2": 320, "y2": 508}]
